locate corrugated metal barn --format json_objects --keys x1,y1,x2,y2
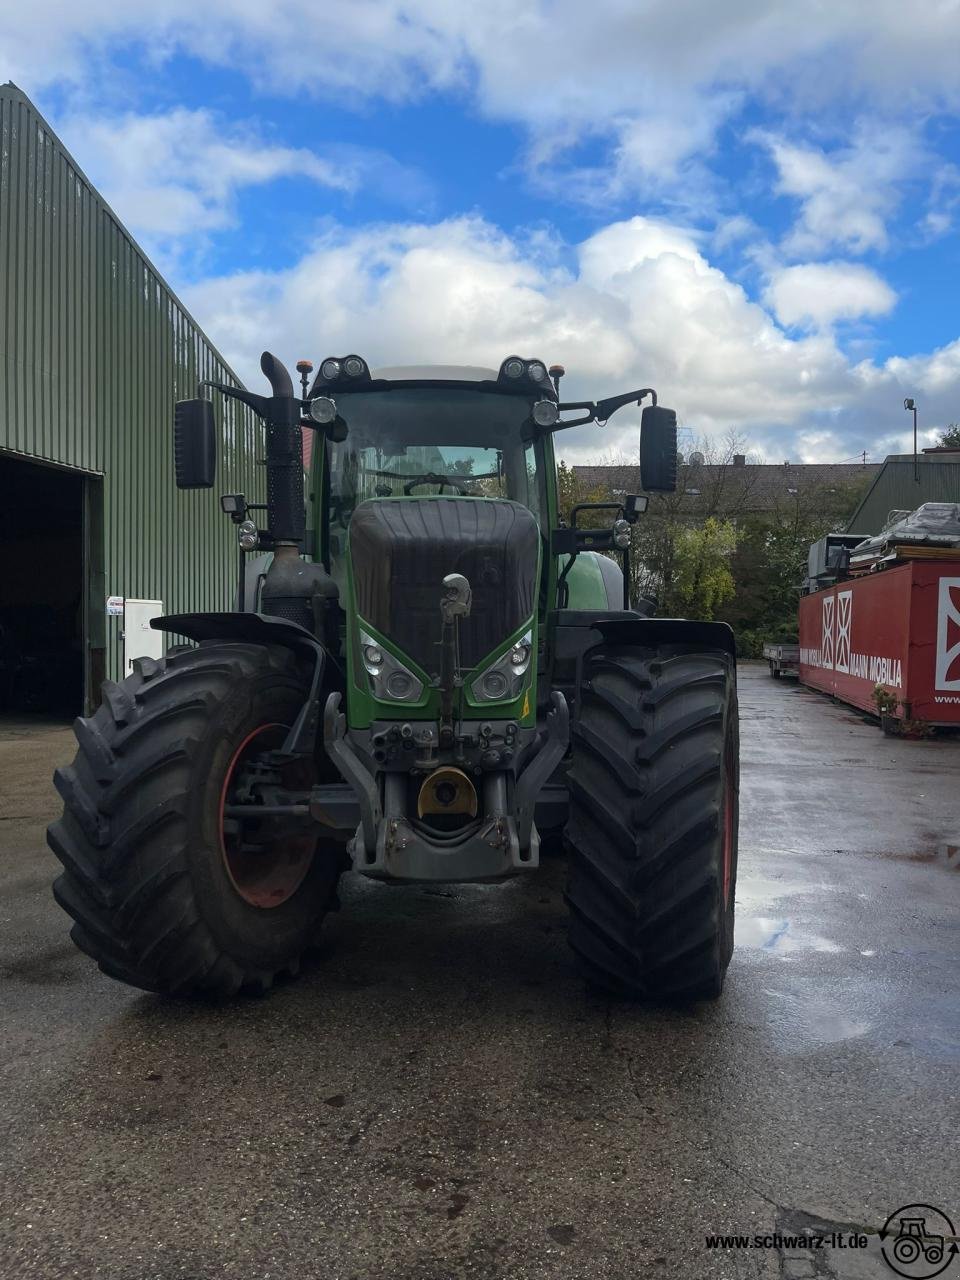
[
  {"x1": 846, "y1": 451, "x2": 960, "y2": 535},
  {"x1": 1, "y1": 82, "x2": 263, "y2": 715}
]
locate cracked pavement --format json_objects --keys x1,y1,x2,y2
[{"x1": 1, "y1": 664, "x2": 958, "y2": 1279}]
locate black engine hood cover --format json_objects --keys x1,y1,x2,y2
[{"x1": 348, "y1": 497, "x2": 540, "y2": 675}]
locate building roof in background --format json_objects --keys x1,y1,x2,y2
[
  {"x1": 573, "y1": 461, "x2": 880, "y2": 517},
  {"x1": 845, "y1": 452, "x2": 960, "y2": 535}
]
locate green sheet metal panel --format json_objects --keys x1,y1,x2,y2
[
  {"x1": 0, "y1": 84, "x2": 264, "y2": 683},
  {"x1": 846, "y1": 455, "x2": 960, "y2": 535}
]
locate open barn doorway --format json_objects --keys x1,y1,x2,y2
[{"x1": 0, "y1": 454, "x2": 89, "y2": 718}]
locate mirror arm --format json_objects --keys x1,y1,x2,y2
[
  {"x1": 198, "y1": 381, "x2": 302, "y2": 426},
  {"x1": 545, "y1": 387, "x2": 658, "y2": 436},
  {"x1": 531, "y1": 402, "x2": 598, "y2": 439},
  {"x1": 595, "y1": 387, "x2": 657, "y2": 423}
]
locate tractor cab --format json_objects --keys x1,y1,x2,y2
[{"x1": 308, "y1": 361, "x2": 552, "y2": 599}]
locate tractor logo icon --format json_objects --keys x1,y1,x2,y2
[{"x1": 881, "y1": 1203, "x2": 957, "y2": 1278}]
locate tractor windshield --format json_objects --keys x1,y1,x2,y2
[{"x1": 322, "y1": 387, "x2": 547, "y2": 587}]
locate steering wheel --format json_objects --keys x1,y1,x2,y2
[{"x1": 402, "y1": 473, "x2": 468, "y2": 495}]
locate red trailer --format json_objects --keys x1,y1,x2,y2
[{"x1": 798, "y1": 556, "x2": 960, "y2": 728}]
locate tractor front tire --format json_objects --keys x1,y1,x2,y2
[
  {"x1": 48, "y1": 643, "x2": 343, "y2": 997},
  {"x1": 564, "y1": 644, "x2": 738, "y2": 1001}
]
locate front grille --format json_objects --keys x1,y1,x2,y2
[{"x1": 348, "y1": 497, "x2": 539, "y2": 675}]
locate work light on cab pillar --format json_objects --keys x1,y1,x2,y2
[{"x1": 47, "y1": 349, "x2": 739, "y2": 1007}]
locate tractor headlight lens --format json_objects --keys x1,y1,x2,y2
[
  {"x1": 509, "y1": 641, "x2": 531, "y2": 666},
  {"x1": 612, "y1": 518, "x2": 631, "y2": 549},
  {"x1": 503, "y1": 357, "x2": 524, "y2": 379},
  {"x1": 237, "y1": 519, "x2": 259, "y2": 551},
  {"x1": 527, "y1": 360, "x2": 547, "y2": 383},
  {"x1": 471, "y1": 630, "x2": 533, "y2": 703},
  {"x1": 481, "y1": 670, "x2": 509, "y2": 699},
  {"x1": 359, "y1": 629, "x2": 423, "y2": 703},
  {"x1": 320, "y1": 358, "x2": 340, "y2": 381},
  {"x1": 386, "y1": 671, "x2": 414, "y2": 699},
  {"x1": 309, "y1": 395, "x2": 337, "y2": 425},
  {"x1": 532, "y1": 400, "x2": 559, "y2": 428},
  {"x1": 343, "y1": 355, "x2": 366, "y2": 377}
]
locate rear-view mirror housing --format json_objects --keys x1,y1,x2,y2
[
  {"x1": 640, "y1": 405, "x2": 678, "y2": 492},
  {"x1": 174, "y1": 399, "x2": 217, "y2": 489}
]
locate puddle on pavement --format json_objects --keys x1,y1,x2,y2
[
  {"x1": 759, "y1": 986, "x2": 874, "y2": 1051},
  {"x1": 735, "y1": 874, "x2": 836, "y2": 910},
  {"x1": 737, "y1": 915, "x2": 843, "y2": 954}
]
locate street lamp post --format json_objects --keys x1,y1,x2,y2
[{"x1": 904, "y1": 397, "x2": 919, "y2": 483}]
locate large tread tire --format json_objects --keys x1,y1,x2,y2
[
  {"x1": 564, "y1": 644, "x2": 738, "y2": 1001},
  {"x1": 47, "y1": 643, "x2": 344, "y2": 997}
]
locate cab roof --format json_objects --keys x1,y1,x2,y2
[{"x1": 370, "y1": 364, "x2": 500, "y2": 382}]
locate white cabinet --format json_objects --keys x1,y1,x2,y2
[{"x1": 123, "y1": 599, "x2": 164, "y2": 676}]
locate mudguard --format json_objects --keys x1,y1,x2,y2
[
  {"x1": 152, "y1": 612, "x2": 338, "y2": 756},
  {"x1": 152, "y1": 610, "x2": 323, "y2": 658},
  {"x1": 590, "y1": 613, "x2": 736, "y2": 658},
  {"x1": 549, "y1": 610, "x2": 736, "y2": 721}
]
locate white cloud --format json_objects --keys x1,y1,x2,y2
[
  {"x1": 180, "y1": 213, "x2": 960, "y2": 464},
  {"x1": 5, "y1": 1, "x2": 960, "y2": 200},
  {"x1": 753, "y1": 124, "x2": 926, "y2": 257},
  {"x1": 55, "y1": 108, "x2": 430, "y2": 244},
  {"x1": 764, "y1": 262, "x2": 897, "y2": 329}
]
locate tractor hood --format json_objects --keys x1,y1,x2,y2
[{"x1": 348, "y1": 496, "x2": 539, "y2": 677}]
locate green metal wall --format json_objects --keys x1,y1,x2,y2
[
  {"x1": 846, "y1": 455, "x2": 960, "y2": 534},
  {"x1": 0, "y1": 83, "x2": 264, "y2": 688}
]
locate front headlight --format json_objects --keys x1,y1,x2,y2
[
  {"x1": 359, "y1": 630, "x2": 424, "y2": 702},
  {"x1": 470, "y1": 631, "x2": 533, "y2": 703}
]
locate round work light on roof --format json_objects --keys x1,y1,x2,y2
[
  {"x1": 532, "y1": 400, "x2": 559, "y2": 428},
  {"x1": 503, "y1": 358, "x2": 525, "y2": 379},
  {"x1": 320, "y1": 358, "x2": 341, "y2": 381},
  {"x1": 343, "y1": 355, "x2": 365, "y2": 377},
  {"x1": 527, "y1": 360, "x2": 547, "y2": 383},
  {"x1": 309, "y1": 396, "x2": 337, "y2": 425}
]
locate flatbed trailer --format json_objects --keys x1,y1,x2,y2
[
  {"x1": 762, "y1": 641, "x2": 800, "y2": 678},
  {"x1": 797, "y1": 558, "x2": 960, "y2": 730}
]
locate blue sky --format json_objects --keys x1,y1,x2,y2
[{"x1": 4, "y1": 1, "x2": 960, "y2": 463}]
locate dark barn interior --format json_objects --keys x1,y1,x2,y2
[{"x1": 0, "y1": 455, "x2": 84, "y2": 717}]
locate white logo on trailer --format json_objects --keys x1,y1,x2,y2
[
  {"x1": 935, "y1": 576, "x2": 960, "y2": 691},
  {"x1": 835, "y1": 590, "x2": 852, "y2": 674},
  {"x1": 821, "y1": 595, "x2": 835, "y2": 670}
]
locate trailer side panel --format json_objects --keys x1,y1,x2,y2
[{"x1": 798, "y1": 563, "x2": 960, "y2": 725}]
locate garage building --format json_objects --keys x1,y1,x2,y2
[
  {"x1": 846, "y1": 448, "x2": 960, "y2": 534},
  {"x1": 1, "y1": 83, "x2": 262, "y2": 716}
]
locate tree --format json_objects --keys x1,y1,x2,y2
[
  {"x1": 662, "y1": 517, "x2": 737, "y2": 620},
  {"x1": 938, "y1": 424, "x2": 960, "y2": 448},
  {"x1": 556, "y1": 434, "x2": 873, "y2": 650},
  {"x1": 714, "y1": 474, "x2": 871, "y2": 654}
]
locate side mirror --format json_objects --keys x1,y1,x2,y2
[
  {"x1": 640, "y1": 405, "x2": 678, "y2": 492},
  {"x1": 174, "y1": 399, "x2": 217, "y2": 489}
]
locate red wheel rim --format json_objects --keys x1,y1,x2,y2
[{"x1": 218, "y1": 723, "x2": 316, "y2": 909}]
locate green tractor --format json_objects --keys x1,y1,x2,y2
[{"x1": 48, "y1": 352, "x2": 738, "y2": 1000}]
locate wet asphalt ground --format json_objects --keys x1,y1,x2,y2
[{"x1": 1, "y1": 662, "x2": 958, "y2": 1280}]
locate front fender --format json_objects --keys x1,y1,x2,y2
[
  {"x1": 152, "y1": 612, "x2": 340, "y2": 757},
  {"x1": 152, "y1": 610, "x2": 323, "y2": 659},
  {"x1": 592, "y1": 615, "x2": 736, "y2": 659}
]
